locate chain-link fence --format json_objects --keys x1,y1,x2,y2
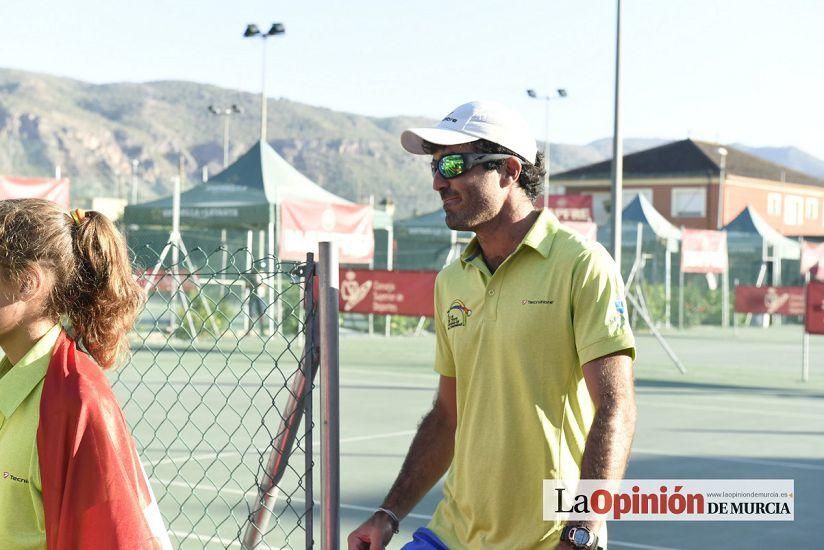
[{"x1": 111, "y1": 243, "x2": 318, "y2": 549}]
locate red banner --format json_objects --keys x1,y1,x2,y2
[
  {"x1": 339, "y1": 269, "x2": 437, "y2": 316},
  {"x1": 806, "y1": 281, "x2": 824, "y2": 334},
  {"x1": 279, "y1": 200, "x2": 374, "y2": 264},
  {"x1": 681, "y1": 229, "x2": 728, "y2": 273},
  {"x1": 801, "y1": 242, "x2": 824, "y2": 280},
  {"x1": 0, "y1": 175, "x2": 70, "y2": 207},
  {"x1": 735, "y1": 286, "x2": 805, "y2": 316},
  {"x1": 539, "y1": 194, "x2": 593, "y2": 222}
]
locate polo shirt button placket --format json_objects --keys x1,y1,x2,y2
[{"x1": 485, "y1": 285, "x2": 501, "y2": 320}]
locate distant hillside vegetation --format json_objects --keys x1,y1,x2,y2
[{"x1": 1, "y1": 68, "x2": 821, "y2": 218}]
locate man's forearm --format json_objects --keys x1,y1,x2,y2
[
  {"x1": 381, "y1": 406, "x2": 455, "y2": 519},
  {"x1": 573, "y1": 398, "x2": 636, "y2": 537},
  {"x1": 579, "y1": 399, "x2": 636, "y2": 481}
]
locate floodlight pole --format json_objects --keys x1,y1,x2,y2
[
  {"x1": 260, "y1": 39, "x2": 268, "y2": 142},
  {"x1": 209, "y1": 105, "x2": 243, "y2": 168},
  {"x1": 716, "y1": 147, "x2": 728, "y2": 229},
  {"x1": 526, "y1": 88, "x2": 567, "y2": 206},
  {"x1": 130, "y1": 159, "x2": 139, "y2": 204},
  {"x1": 609, "y1": 0, "x2": 624, "y2": 267},
  {"x1": 244, "y1": 23, "x2": 286, "y2": 143}
]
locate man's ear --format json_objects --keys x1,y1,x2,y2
[{"x1": 501, "y1": 157, "x2": 523, "y2": 186}]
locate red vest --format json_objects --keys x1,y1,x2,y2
[{"x1": 37, "y1": 332, "x2": 166, "y2": 549}]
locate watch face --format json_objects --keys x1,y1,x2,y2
[{"x1": 573, "y1": 528, "x2": 591, "y2": 545}]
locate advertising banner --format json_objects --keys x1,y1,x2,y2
[
  {"x1": 540, "y1": 194, "x2": 593, "y2": 222},
  {"x1": 801, "y1": 241, "x2": 824, "y2": 280},
  {"x1": 280, "y1": 200, "x2": 374, "y2": 264},
  {"x1": 339, "y1": 269, "x2": 437, "y2": 317},
  {"x1": 805, "y1": 281, "x2": 824, "y2": 334},
  {"x1": 734, "y1": 286, "x2": 805, "y2": 316},
  {"x1": 0, "y1": 175, "x2": 70, "y2": 207},
  {"x1": 681, "y1": 229, "x2": 728, "y2": 273}
]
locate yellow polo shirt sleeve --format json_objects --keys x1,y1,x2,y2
[
  {"x1": 571, "y1": 244, "x2": 636, "y2": 365},
  {"x1": 433, "y1": 273, "x2": 456, "y2": 377}
]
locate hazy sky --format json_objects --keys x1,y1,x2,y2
[{"x1": 1, "y1": 0, "x2": 822, "y2": 157}]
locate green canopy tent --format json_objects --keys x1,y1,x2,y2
[
  {"x1": 124, "y1": 140, "x2": 392, "y2": 263},
  {"x1": 124, "y1": 140, "x2": 392, "y2": 334}
]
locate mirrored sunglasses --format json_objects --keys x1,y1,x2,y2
[{"x1": 430, "y1": 153, "x2": 516, "y2": 179}]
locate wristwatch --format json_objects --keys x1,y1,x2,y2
[{"x1": 560, "y1": 525, "x2": 599, "y2": 549}]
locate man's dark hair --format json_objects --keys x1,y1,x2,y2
[{"x1": 423, "y1": 139, "x2": 546, "y2": 201}]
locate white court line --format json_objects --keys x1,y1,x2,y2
[
  {"x1": 169, "y1": 530, "x2": 241, "y2": 548},
  {"x1": 633, "y1": 448, "x2": 824, "y2": 471},
  {"x1": 344, "y1": 367, "x2": 438, "y2": 380},
  {"x1": 609, "y1": 542, "x2": 681, "y2": 550},
  {"x1": 146, "y1": 429, "x2": 416, "y2": 468},
  {"x1": 339, "y1": 430, "x2": 417, "y2": 444},
  {"x1": 637, "y1": 398, "x2": 823, "y2": 420},
  {"x1": 154, "y1": 478, "x2": 433, "y2": 521},
  {"x1": 149, "y1": 449, "x2": 241, "y2": 467}
]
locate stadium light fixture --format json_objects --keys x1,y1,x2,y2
[
  {"x1": 244, "y1": 22, "x2": 286, "y2": 142},
  {"x1": 525, "y1": 87, "x2": 569, "y2": 205}
]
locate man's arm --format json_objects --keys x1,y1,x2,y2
[
  {"x1": 347, "y1": 375, "x2": 457, "y2": 550},
  {"x1": 561, "y1": 350, "x2": 636, "y2": 547},
  {"x1": 580, "y1": 350, "x2": 636, "y2": 480}
]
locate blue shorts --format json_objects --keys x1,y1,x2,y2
[{"x1": 401, "y1": 527, "x2": 449, "y2": 550}]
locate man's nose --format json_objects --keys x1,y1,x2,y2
[{"x1": 432, "y1": 171, "x2": 449, "y2": 193}]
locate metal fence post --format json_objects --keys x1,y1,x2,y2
[
  {"x1": 319, "y1": 242, "x2": 340, "y2": 550},
  {"x1": 304, "y1": 253, "x2": 318, "y2": 549}
]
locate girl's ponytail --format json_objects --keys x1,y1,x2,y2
[{"x1": 68, "y1": 210, "x2": 145, "y2": 369}]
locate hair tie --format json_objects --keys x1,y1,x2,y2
[{"x1": 70, "y1": 208, "x2": 86, "y2": 225}]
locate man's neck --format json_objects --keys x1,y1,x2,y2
[{"x1": 474, "y1": 207, "x2": 540, "y2": 273}]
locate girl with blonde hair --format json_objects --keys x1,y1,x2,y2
[{"x1": 0, "y1": 198, "x2": 170, "y2": 549}]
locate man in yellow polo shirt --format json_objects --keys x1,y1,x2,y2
[
  {"x1": 0, "y1": 324, "x2": 61, "y2": 549},
  {"x1": 348, "y1": 101, "x2": 636, "y2": 550}
]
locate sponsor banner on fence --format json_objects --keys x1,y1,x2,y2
[
  {"x1": 806, "y1": 281, "x2": 824, "y2": 334},
  {"x1": 735, "y1": 286, "x2": 805, "y2": 315},
  {"x1": 539, "y1": 194, "x2": 593, "y2": 222},
  {"x1": 681, "y1": 229, "x2": 728, "y2": 273},
  {"x1": 801, "y1": 241, "x2": 824, "y2": 280},
  {"x1": 280, "y1": 200, "x2": 374, "y2": 264},
  {"x1": 543, "y1": 479, "x2": 794, "y2": 521},
  {"x1": 339, "y1": 269, "x2": 437, "y2": 317},
  {"x1": 0, "y1": 175, "x2": 70, "y2": 207}
]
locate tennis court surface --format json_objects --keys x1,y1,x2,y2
[
  {"x1": 335, "y1": 325, "x2": 822, "y2": 549},
  {"x1": 112, "y1": 323, "x2": 822, "y2": 548}
]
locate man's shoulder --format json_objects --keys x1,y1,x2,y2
[
  {"x1": 435, "y1": 258, "x2": 466, "y2": 285},
  {"x1": 548, "y1": 224, "x2": 611, "y2": 265}
]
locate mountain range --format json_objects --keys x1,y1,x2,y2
[{"x1": 1, "y1": 68, "x2": 821, "y2": 219}]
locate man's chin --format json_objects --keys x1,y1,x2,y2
[{"x1": 444, "y1": 214, "x2": 471, "y2": 232}]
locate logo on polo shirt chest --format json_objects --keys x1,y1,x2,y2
[
  {"x1": 447, "y1": 299, "x2": 472, "y2": 330},
  {"x1": 2, "y1": 471, "x2": 29, "y2": 484},
  {"x1": 521, "y1": 299, "x2": 554, "y2": 305}
]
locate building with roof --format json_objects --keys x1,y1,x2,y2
[{"x1": 552, "y1": 139, "x2": 824, "y2": 236}]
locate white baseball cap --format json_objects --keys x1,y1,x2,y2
[{"x1": 401, "y1": 100, "x2": 538, "y2": 163}]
